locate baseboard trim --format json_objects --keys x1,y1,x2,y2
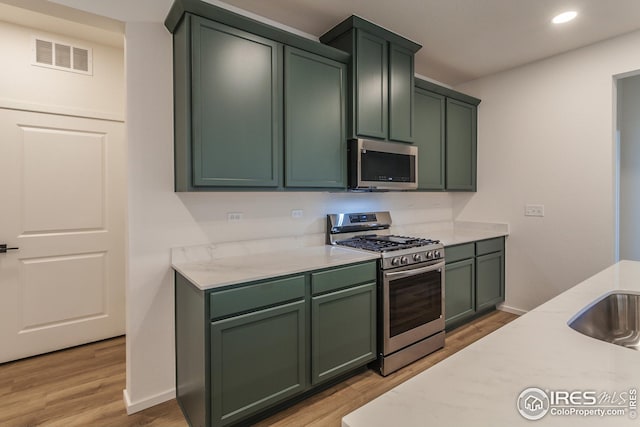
[
  {"x1": 497, "y1": 304, "x2": 528, "y2": 316},
  {"x1": 123, "y1": 387, "x2": 176, "y2": 414}
]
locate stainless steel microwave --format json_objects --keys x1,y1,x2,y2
[{"x1": 348, "y1": 139, "x2": 418, "y2": 190}]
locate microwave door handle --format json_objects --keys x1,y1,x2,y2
[{"x1": 384, "y1": 262, "x2": 444, "y2": 279}]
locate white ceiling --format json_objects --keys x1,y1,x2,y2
[
  {"x1": 5, "y1": 0, "x2": 640, "y2": 85},
  {"x1": 220, "y1": 0, "x2": 640, "y2": 85},
  {"x1": 0, "y1": 0, "x2": 124, "y2": 47}
]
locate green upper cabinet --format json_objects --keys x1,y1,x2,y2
[
  {"x1": 355, "y1": 31, "x2": 388, "y2": 139},
  {"x1": 446, "y1": 98, "x2": 477, "y2": 191},
  {"x1": 320, "y1": 16, "x2": 421, "y2": 143},
  {"x1": 284, "y1": 47, "x2": 347, "y2": 188},
  {"x1": 476, "y1": 238, "x2": 505, "y2": 312},
  {"x1": 191, "y1": 17, "x2": 282, "y2": 188},
  {"x1": 414, "y1": 88, "x2": 445, "y2": 190},
  {"x1": 414, "y1": 78, "x2": 480, "y2": 192},
  {"x1": 166, "y1": 1, "x2": 350, "y2": 191},
  {"x1": 388, "y1": 44, "x2": 415, "y2": 143}
]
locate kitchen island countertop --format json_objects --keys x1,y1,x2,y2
[{"x1": 343, "y1": 260, "x2": 640, "y2": 426}]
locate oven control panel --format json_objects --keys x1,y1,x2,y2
[{"x1": 383, "y1": 247, "x2": 444, "y2": 269}]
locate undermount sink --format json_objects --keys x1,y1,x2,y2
[{"x1": 568, "y1": 291, "x2": 640, "y2": 350}]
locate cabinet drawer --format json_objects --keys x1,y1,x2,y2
[
  {"x1": 311, "y1": 262, "x2": 377, "y2": 295},
  {"x1": 445, "y1": 243, "x2": 474, "y2": 264},
  {"x1": 476, "y1": 237, "x2": 504, "y2": 256},
  {"x1": 210, "y1": 276, "x2": 305, "y2": 320}
]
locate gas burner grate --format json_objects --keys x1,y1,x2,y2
[{"x1": 336, "y1": 235, "x2": 440, "y2": 253}]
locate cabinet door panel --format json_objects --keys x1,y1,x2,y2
[
  {"x1": 356, "y1": 30, "x2": 388, "y2": 139},
  {"x1": 389, "y1": 44, "x2": 414, "y2": 143},
  {"x1": 445, "y1": 258, "x2": 475, "y2": 327},
  {"x1": 311, "y1": 282, "x2": 376, "y2": 384},
  {"x1": 476, "y1": 251, "x2": 505, "y2": 311},
  {"x1": 446, "y1": 98, "x2": 476, "y2": 191},
  {"x1": 192, "y1": 17, "x2": 281, "y2": 187},
  {"x1": 414, "y1": 88, "x2": 445, "y2": 190},
  {"x1": 210, "y1": 300, "x2": 306, "y2": 426},
  {"x1": 284, "y1": 47, "x2": 347, "y2": 188}
]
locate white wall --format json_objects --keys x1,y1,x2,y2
[
  {"x1": 0, "y1": 20, "x2": 124, "y2": 119},
  {"x1": 618, "y1": 74, "x2": 640, "y2": 261},
  {"x1": 455, "y1": 30, "x2": 640, "y2": 312}
]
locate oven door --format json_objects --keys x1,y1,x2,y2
[{"x1": 382, "y1": 260, "x2": 445, "y2": 355}]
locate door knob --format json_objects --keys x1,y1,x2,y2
[{"x1": 0, "y1": 244, "x2": 19, "y2": 254}]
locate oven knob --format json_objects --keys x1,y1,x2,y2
[
  {"x1": 413, "y1": 253, "x2": 422, "y2": 262},
  {"x1": 426, "y1": 251, "x2": 433, "y2": 259},
  {"x1": 391, "y1": 257, "x2": 400, "y2": 266},
  {"x1": 434, "y1": 250, "x2": 441, "y2": 259},
  {"x1": 400, "y1": 256, "x2": 409, "y2": 265}
]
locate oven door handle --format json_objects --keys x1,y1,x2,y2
[{"x1": 384, "y1": 262, "x2": 445, "y2": 279}]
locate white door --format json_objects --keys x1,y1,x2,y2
[{"x1": 0, "y1": 108, "x2": 125, "y2": 363}]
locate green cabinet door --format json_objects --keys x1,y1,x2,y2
[
  {"x1": 446, "y1": 98, "x2": 477, "y2": 191},
  {"x1": 311, "y1": 282, "x2": 376, "y2": 385},
  {"x1": 414, "y1": 88, "x2": 445, "y2": 190},
  {"x1": 355, "y1": 30, "x2": 388, "y2": 139},
  {"x1": 476, "y1": 251, "x2": 505, "y2": 312},
  {"x1": 388, "y1": 44, "x2": 414, "y2": 143},
  {"x1": 284, "y1": 47, "x2": 347, "y2": 188},
  {"x1": 445, "y1": 258, "x2": 476, "y2": 328},
  {"x1": 191, "y1": 16, "x2": 282, "y2": 188},
  {"x1": 210, "y1": 300, "x2": 306, "y2": 426}
]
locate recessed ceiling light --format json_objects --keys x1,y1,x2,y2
[{"x1": 552, "y1": 11, "x2": 578, "y2": 24}]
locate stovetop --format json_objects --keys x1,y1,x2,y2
[
  {"x1": 327, "y1": 211, "x2": 445, "y2": 269},
  {"x1": 336, "y1": 234, "x2": 441, "y2": 253}
]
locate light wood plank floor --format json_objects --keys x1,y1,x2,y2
[{"x1": 0, "y1": 310, "x2": 517, "y2": 427}]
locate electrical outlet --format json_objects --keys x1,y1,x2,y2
[
  {"x1": 524, "y1": 204, "x2": 544, "y2": 217},
  {"x1": 291, "y1": 209, "x2": 303, "y2": 219},
  {"x1": 227, "y1": 212, "x2": 243, "y2": 222}
]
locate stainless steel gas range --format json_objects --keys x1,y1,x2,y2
[{"x1": 327, "y1": 211, "x2": 445, "y2": 376}]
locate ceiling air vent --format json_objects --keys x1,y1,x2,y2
[{"x1": 32, "y1": 37, "x2": 93, "y2": 75}]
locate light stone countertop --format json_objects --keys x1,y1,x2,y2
[
  {"x1": 342, "y1": 260, "x2": 640, "y2": 427},
  {"x1": 392, "y1": 220, "x2": 509, "y2": 246},
  {"x1": 171, "y1": 221, "x2": 510, "y2": 290},
  {"x1": 171, "y1": 244, "x2": 379, "y2": 291}
]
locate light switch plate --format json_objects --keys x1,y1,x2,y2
[
  {"x1": 525, "y1": 204, "x2": 544, "y2": 217},
  {"x1": 227, "y1": 212, "x2": 243, "y2": 221},
  {"x1": 291, "y1": 209, "x2": 303, "y2": 219}
]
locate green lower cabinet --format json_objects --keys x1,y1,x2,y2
[
  {"x1": 311, "y1": 282, "x2": 376, "y2": 384},
  {"x1": 444, "y1": 258, "x2": 475, "y2": 327},
  {"x1": 210, "y1": 300, "x2": 306, "y2": 426},
  {"x1": 476, "y1": 251, "x2": 505, "y2": 312},
  {"x1": 444, "y1": 237, "x2": 505, "y2": 330},
  {"x1": 175, "y1": 260, "x2": 377, "y2": 427}
]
